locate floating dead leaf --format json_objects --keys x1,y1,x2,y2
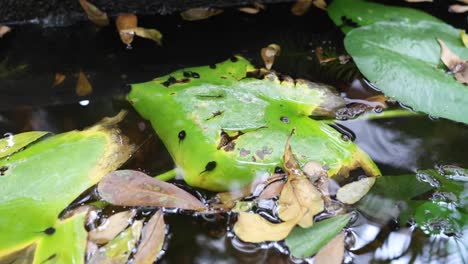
[
  {"x1": 278, "y1": 177, "x2": 324, "y2": 228},
  {"x1": 180, "y1": 8, "x2": 223, "y2": 21},
  {"x1": 78, "y1": 0, "x2": 109, "y2": 27},
  {"x1": 303, "y1": 161, "x2": 327, "y2": 182},
  {"x1": 88, "y1": 220, "x2": 143, "y2": 264},
  {"x1": 88, "y1": 210, "x2": 136, "y2": 244},
  {"x1": 449, "y1": 4, "x2": 468, "y2": 13},
  {"x1": 461, "y1": 31, "x2": 468, "y2": 47},
  {"x1": 315, "y1": 47, "x2": 337, "y2": 64},
  {"x1": 258, "y1": 178, "x2": 285, "y2": 200},
  {"x1": 76, "y1": 71, "x2": 93, "y2": 96},
  {"x1": 116, "y1": 13, "x2": 137, "y2": 46},
  {"x1": 238, "y1": 3, "x2": 265, "y2": 14},
  {"x1": 233, "y1": 212, "x2": 299, "y2": 243},
  {"x1": 261, "y1": 44, "x2": 281, "y2": 70},
  {"x1": 0, "y1": 25, "x2": 11, "y2": 38},
  {"x1": 292, "y1": 0, "x2": 326, "y2": 16},
  {"x1": 437, "y1": 39, "x2": 468, "y2": 84},
  {"x1": 336, "y1": 177, "x2": 376, "y2": 204},
  {"x1": 98, "y1": 170, "x2": 206, "y2": 211},
  {"x1": 133, "y1": 211, "x2": 166, "y2": 264},
  {"x1": 53, "y1": 73, "x2": 66, "y2": 87},
  {"x1": 119, "y1": 27, "x2": 163, "y2": 46},
  {"x1": 314, "y1": 233, "x2": 345, "y2": 264}
]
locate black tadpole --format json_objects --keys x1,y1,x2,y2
[
  {"x1": 200, "y1": 161, "x2": 217, "y2": 174},
  {"x1": 178, "y1": 130, "x2": 186, "y2": 145}
]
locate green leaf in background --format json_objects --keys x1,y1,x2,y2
[
  {"x1": 128, "y1": 57, "x2": 380, "y2": 191},
  {"x1": 327, "y1": 0, "x2": 442, "y2": 34},
  {"x1": 345, "y1": 20, "x2": 468, "y2": 124},
  {"x1": 0, "y1": 115, "x2": 133, "y2": 263},
  {"x1": 285, "y1": 214, "x2": 351, "y2": 258}
]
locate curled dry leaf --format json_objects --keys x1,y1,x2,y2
[
  {"x1": 449, "y1": 4, "x2": 468, "y2": 13},
  {"x1": 76, "y1": 71, "x2": 93, "y2": 96},
  {"x1": 261, "y1": 44, "x2": 281, "y2": 70},
  {"x1": 78, "y1": 0, "x2": 109, "y2": 27},
  {"x1": 133, "y1": 210, "x2": 166, "y2": 264},
  {"x1": 97, "y1": 170, "x2": 206, "y2": 211},
  {"x1": 53, "y1": 73, "x2": 66, "y2": 87},
  {"x1": 120, "y1": 27, "x2": 163, "y2": 46},
  {"x1": 336, "y1": 177, "x2": 376, "y2": 204},
  {"x1": 437, "y1": 39, "x2": 468, "y2": 84},
  {"x1": 116, "y1": 14, "x2": 137, "y2": 46},
  {"x1": 233, "y1": 212, "x2": 299, "y2": 243},
  {"x1": 88, "y1": 210, "x2": 136, "y2": 244},
  {"x1": 88, "y1": 220, "x2": 143, "y2": 264},
  {"x1": 180, "y1": 8, "x2": 223, "y2": 21},
  {"x1": 314, "y1": 233, "x2": 345, "y2": 264},
  {"x1": 278, "y1": 177, "x2": 324, "y2": 228},
  {"x1": 0, "y1": 25, "x2": 11, "y2": 38}
]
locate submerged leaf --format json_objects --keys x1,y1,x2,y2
[
  {"x1": 180, "y1": 8, "x2": 223, "y2": 21},
  {"x1": 116, "y1": 14, "x2": 137, "y2": 46},
  {"x1": 98, "y1": 170, "x2": 205, "y2": 210},
  {"x1": 76, "y1": 71, "x2": 93, "y2": 96},
  {"x1": 285, "y1": 214, "x2": 351, "y2": 258},
  {"x1": 233, "y1": 212, "x2": 299, "y2": 243},
  {"x1": 314, "y1": 233, "x2": 345, "y2": 264},
  {"x1": 53, "y1": 73, "x2": 66, "y2": 87},
  {"x1": 122, "y1": 27, "x2": 163, "y2": 46},
  {"x1": 78, "y1": 0, "x2": 109, "y2": 27},
  {"x1": 261, "y1": 44, "x2": 281, "y2": 70},
  {"x1": 449, "y1": 4, "x2": 468, "y2": 13},
  {"x1": 292, "y1": 0, "x2": 326, "y2": 16},
  {"x1": 336, "y1": 177, "x2": 376, "y2": 204},
  {"x1": 88, "y1": 210, "x2": 136, "y2": 244},
  {"x1": 133, "y1": 211, "x2": 166, "y2": 264},
  {"x1": 238, "y1": 4, "x2": 265, "y2": 14},
  {"x1": 88, "y1": 220, "x2": 143, "y2": 264}
]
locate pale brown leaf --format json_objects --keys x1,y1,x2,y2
[
  {"x1": 76, "y1": 71, "x2": 93, "y2": 96},
  {"x1": 53, "y1": 73, "x2": 66, "y2": 87},
  {"x1": 437, "y1": 39, "x2": 468, "y2": 84},
  {"x1": 180, "y1": 8, "x2": 223, "y2": 21},
  {"x1": 238, "y1": 4, "x2": 265, "y2": 14},
  {"x1": 450, "y1": 4, "x2": 468, "y2": 13},
  {"x1": 0, "y1": 25, "x2": 11, "y2": 38},
  {"x1": 261, "y1": 44, "x2": 281, "y2": 70},
  {"x1": 116, "y1": 14, "x2": 137, "y2": 46},
  {"x1": 291, "y1": 0, "x2": 326, "y2": 16},
  {"x1": 314, "y1": 233, "x2": 345, "y2": 264},
  {"x1": 315, "y1": 47, "x2": 337, "y2": 64},
  {"x1": 258, "y1": 179, "x2": 285, "y2": 200},
  {"x1": 88, "y1": 210, "x2": 136, "y2": 244},
  {"x1": 336, "y1": 177, "x2": 376, "y2": 204},
  {"x1": 98, "y1": 170, "x2": 206, "y2": 211},
  {"x1": 303, "y1": 161, "x2": 327, "y2": 182},
  {"x1": 133, "y1": 211, "x2": 166, "y2": 264},
  {"x1": 78, "y1": 0, "x2": 109, "y2": 27},
  {"x1": 120, "y1": 27, "x2": 163, "y2": 46},
  {"x1": 233, "y1": 212, "x2": 298, "y2": 243}
]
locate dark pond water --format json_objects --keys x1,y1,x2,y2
[{"x1": 0, "y1": 2, "x2": 467, "y2": 263}]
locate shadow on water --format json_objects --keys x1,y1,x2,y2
[{"x1": 0, "y1": 2, "x2": 467, "y2": 263}]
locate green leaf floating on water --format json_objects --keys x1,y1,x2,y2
[
  {"x1": 128, "y1": 57, "x2": 380, "y2": 191},
  {"x1": 285, "y1": 214, "x2": 351, "y2": 258},
  {"x1": 0, "y1": 114, "x2": 133, "y2": 263},
  {"x1": 328, "y1": 0, "x2": 442, "y2": 34}
]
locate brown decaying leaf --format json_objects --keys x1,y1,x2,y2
[
  {"x1": 180, "y1": 8, "x2": 223, "y2": 21},
  {"x1": 449, "y1": 4, "x2": 468, "y2": 13},
  {"x1": 233, "y1": 212, "x2": 299, "y2": 243},
  {"x1": 116, "y1": 13, "x2": 137, "y2": 46},
  {"x1": 97, "y1": 170, "x2": 206, "y2": 211},
  {"x1": 258, "y1": 179, "x2": 285, "y2": 200},
  {"x1": 261, "y1": 44, "x2": 281, "y2": 70},
  {"x1": 314, "y1": 233, "x2": 346, "y2": 264},
  {"x1": 78, "y1": 0, "x2": 109, "y2": 27},
  {"x1": 0, "y1": 25, "x2": 11, "y2": 38},
  {"x1": 120, "y1": 28, "x2": 163, "y2": 46},
  {"x1": 53, "y1": 73, "x2": 66, "y2": 87},
  {"x1": 88, "y1": 210, "x2": 136, "y2": 244},
  {"x1": 292, "y1": 0, "x2": 326, "y2": 16},
  {"x1": 315, "y1": 47, "x2": 337, "y2": 64},
  {"x1": 336, "y1": 177, "x2": 376, "y2": 204},
  {"x1": 437, "y1": 39, "x2": 468, "y2": 85},
  {"x1": 239, "y1": 3, "x2": 265, "y2": 14},
  {"x1": 133, "y1": 211, "x2": 166, "y2": 264},
  {"x1": 76, "y1": 71, "x2": 93, "y2": 96}
]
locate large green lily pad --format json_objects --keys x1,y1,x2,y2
[
  {"x1": 345, "y1": 20, "x2": 468, "y2": 124},
  {"x1": 0, "y1": 117, "x2": 133, "y2": 263},
  {"x1": 128, "y1": 57, "x2": 380, "y2": 191}
]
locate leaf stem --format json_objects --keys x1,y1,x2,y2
[{"x1": 154, "y1": 168, "x2": 177, "y2": 181}]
